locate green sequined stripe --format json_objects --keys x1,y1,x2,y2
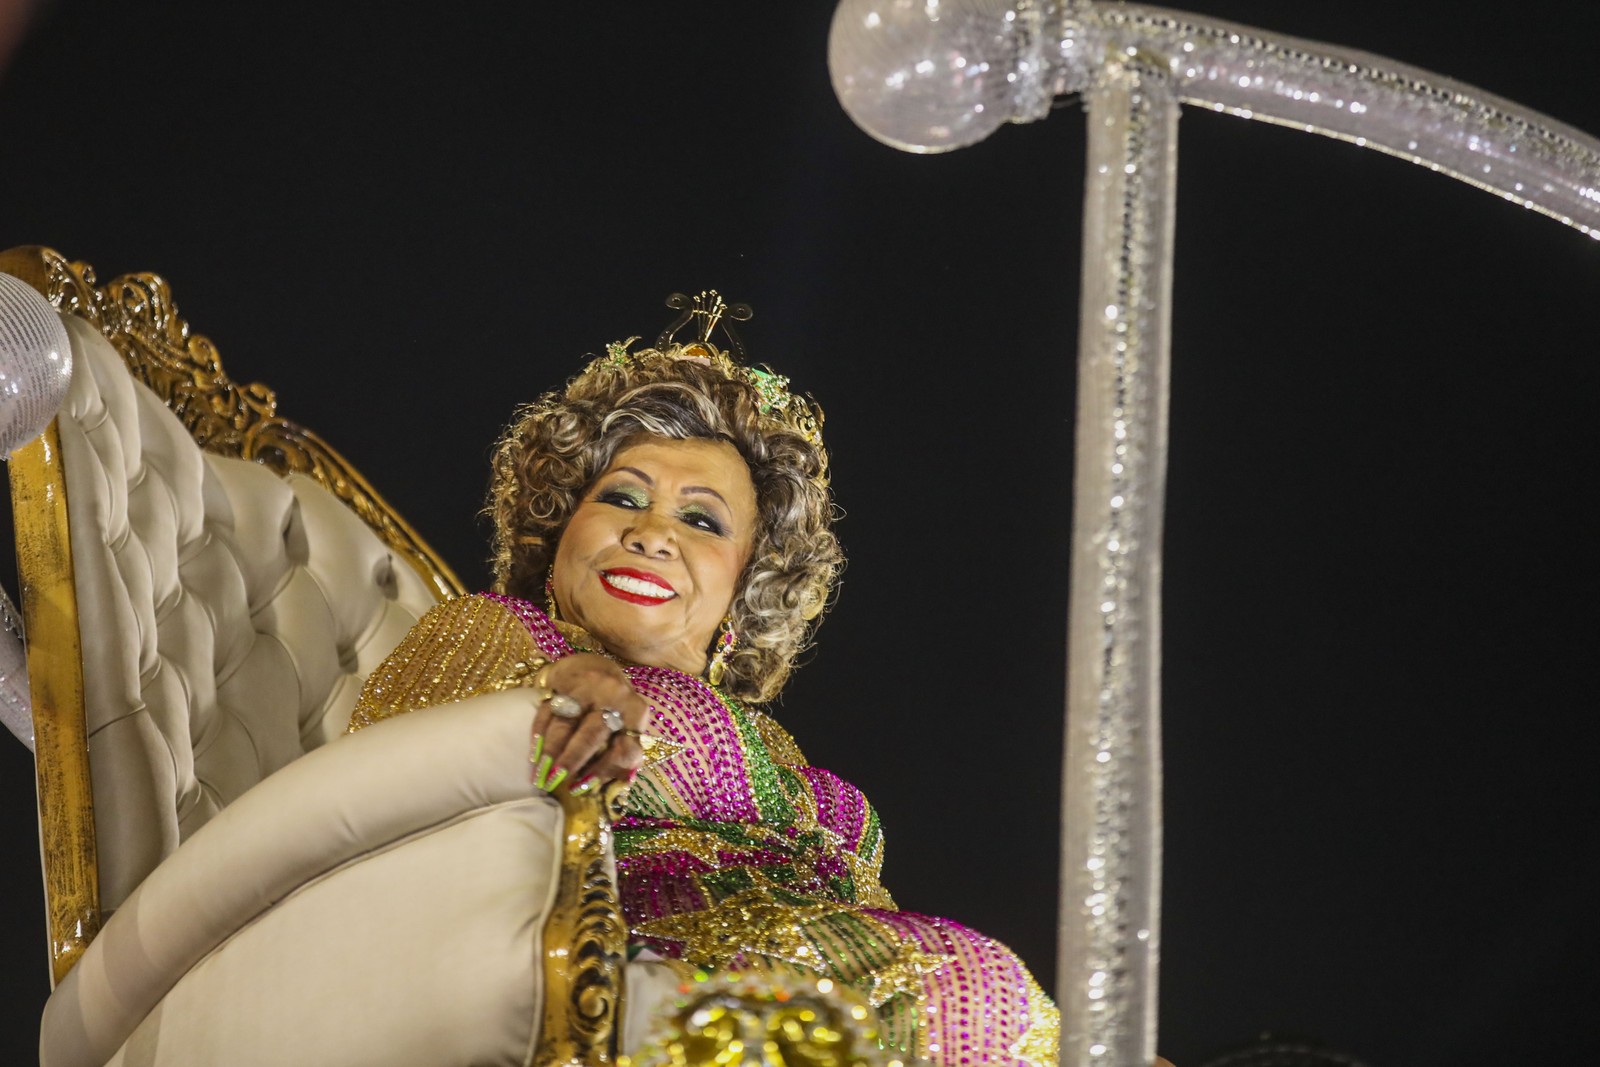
[
  {"x1": 871, "y1": 997, "x2": 918, "y2": 1057},
  {"x1": 773, "y1": 765, "x2": 809, "y2": 811},
  {"x1": 802, "y1": 910, "x2": 920, "y2": 1052},
  {"x1": 776, "y1": 908, "x2": 919, "y2": 1057},
  {"x1": 615, "y1": 818, "x2": 755, "y2": 859},
  {"x1": 801, "y1": 908, "x2": 899, "y2": 982},
  {"x1": 619, "y1": 775, "x2": 676, "y2": 820},
  {"x1": 723, "y1": 693, "x2": 799, "y2": 829},
  {"x1": 700, "y1": 867, "x2": 757, "y2": 900},
  {"x1": 859, "y1": 804, "x2": 884, "y2": 869},
  {"x1": 612, "y1": 827, "x2": 662, "y2": 857}
]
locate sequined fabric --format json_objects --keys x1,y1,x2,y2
[
  {"x1": 350, "y1": 594, "x2": 1059, "y2": 1065},
  {"x1": 348, "y1": 594, "x2": 546, "y2": 731}
]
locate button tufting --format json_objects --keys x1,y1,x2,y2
[{"x1": 372, "y1": 556, "x2": 398, "y2": 600}]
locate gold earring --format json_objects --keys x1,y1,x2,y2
[
  {"x1": 707, "y1": 617, "x2": 736, "y2": 687},
  {"x1": 544, "y1": 571, "x2": 561, "y2": 623}
]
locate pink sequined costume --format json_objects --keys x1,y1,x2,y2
[{"x1": 351, "y1": 593, "x2": 1059, "y2": 1065}]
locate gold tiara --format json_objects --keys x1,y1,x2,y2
[{"x1": 601, "y1": 291, "x2": 823, "y2": 448}]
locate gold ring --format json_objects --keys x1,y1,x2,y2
[{"x1": 618, "y1": 727, "x2": 663, "y2": 753}]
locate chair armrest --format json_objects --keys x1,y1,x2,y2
[{"x1": 41, "y1": 689, "x2": 560, "y2": 1067}]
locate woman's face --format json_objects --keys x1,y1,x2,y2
[{"x1": 552, "y1": 436, "x2": 758, "y2": 675}]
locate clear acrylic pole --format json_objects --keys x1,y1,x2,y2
[{"x1": 1058, "y1": 51, "x2": 1178, "y2": 1067}]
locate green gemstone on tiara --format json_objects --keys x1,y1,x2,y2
[
  {"x1": 745, "y1": 367, "x2": 792, "y2": 415},
  {"x1": 603, "y1": 341, "x2": 792, "y2": 417}
]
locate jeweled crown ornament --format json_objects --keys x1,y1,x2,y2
[{"x1": 603, "y1": 291, "x2": 824, "y2": 450}]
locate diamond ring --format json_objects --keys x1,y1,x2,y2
[{"x1": 547, "y1": 693, "x2": 583, "y2": 720}]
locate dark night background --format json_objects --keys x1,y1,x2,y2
[{"x1": 2, "y1": 1, "x2": 1598, "y2": 1064}]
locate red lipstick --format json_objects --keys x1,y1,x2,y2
[{"x1": 599, "y1": 568, "x2": 678, "y2": 605}]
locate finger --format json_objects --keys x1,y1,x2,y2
[
  {"x1": 540, "y1": 697, "x2": 636, "y2": 791},
  {"x1": 531, "y1": 681, "x2": 611, "y2": 790},
  {"x1": 570, "y1": 737, "x2": 646, "y2": 795},
  {"x1": 549, "y1": 669, "x2": 642, "y2": 730},
  {"x1": 529, "y1": 698, "x2": 567, "y2": 752},
  {"x1": 560, "y1": 689, "x2": 651, "y2": 788},
  {"x1": 528, "y1": 665, "x2": 562, "y2": 786},
  {"x1": 535, "y1": 719, "x2": 589, "y2": 789},
  {"x1": 531, "y1": 698, "x2": 586, "y2": 788},
  {"x1": 566, "y1": 704, "x2": 653, "y2": 796},
  {"x1": 551, "y1": 709, "x2": 631, "y2": 787},
  {"x1": 531, "y1": 656, "x2": 643, "y2": 790}
]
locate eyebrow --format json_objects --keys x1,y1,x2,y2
[{"x1": 610, "y1": 467, "x2": 731, "y2": 509}]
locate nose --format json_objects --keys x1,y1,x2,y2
[{"x1": 623, "y1": 510, "x2": 678, "y2": 559}]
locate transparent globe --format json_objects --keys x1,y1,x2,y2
[
  {"x1": 828, "y1": 0, "x2": 1055, "y2": 154},
  {"x1": 0, "y1": 273, "x2": 73, "y2": 455}
]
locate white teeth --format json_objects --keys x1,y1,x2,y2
[{"x1": 603, "y1": 573, "x2": 675, "y2": 599}]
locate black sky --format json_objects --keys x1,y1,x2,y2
[{"x1": 2, "y1": 2, "x2": 1598, "y2": 1065}]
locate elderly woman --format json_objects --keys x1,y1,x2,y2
[{"x1": 348, "y1": 295, "x2": 1059, "y2": 1066}]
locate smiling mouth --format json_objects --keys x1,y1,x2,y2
[{"x1": 600, "y1": 569, "x2": 678, "y2": 604}]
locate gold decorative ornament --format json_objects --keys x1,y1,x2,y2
[
  {"x1": 861, "y1": 947, "x2": 953, "y2": 1009},
  {"x1": 632, "y1": 890, "x2": 836, "y2": 974},
  {"x1": 1005, "y1": 973, "x2": 1064, "y2": 1067},
  {"x1": 620, "y1": 970, "x2": 913, "y2": 1067},
  {"x1": 706, "y1": 617, "x2": 737, "y2": 688},
  {"x1": 535, "y1": 783, "x2": 633, "y2": 1066},
  {"x1": 0, "y1": 245, "x2": 465, "y2": 600}
]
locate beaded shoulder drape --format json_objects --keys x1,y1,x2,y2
[{"x1": 349, "y1": 593, "x2": 1059, "y2": 1065}]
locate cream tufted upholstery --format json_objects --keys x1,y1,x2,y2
[{"x1": 52, "y1": 314, "x2": 442, "y2": 913}]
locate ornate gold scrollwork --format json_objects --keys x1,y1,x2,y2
[
  {"x1": 621, "y1": 971, "x2": 904, "y2": 1067},
  {"x1": 535, "y1": 785, "x2": 630, "y2": 1066},
  {"x1": 0, "y1": 245, "x2": 464, "y2": 600}
]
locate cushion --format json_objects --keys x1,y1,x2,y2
[{"x1": 42, "y1": 690, "x2": 571, "y2": 1067}]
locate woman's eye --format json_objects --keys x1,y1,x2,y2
[
  {"x1": 681, "y1": 510, "x2": 725, "y2": 535},
  {"x1": 598, "y1": 488, "x2": 647, "y2": 509}
]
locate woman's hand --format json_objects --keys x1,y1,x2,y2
[{"x1": 528, "y1": 653, "x2": 654, "y2": 795}]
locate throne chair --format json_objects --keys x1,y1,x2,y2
[{"x1": 0, "y1": 246, "x2": 663, "y2": 1067}]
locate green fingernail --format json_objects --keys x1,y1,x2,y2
[
  {"x1": 569, "y1": 776, "x2": 597, "y2": 797},
  {"x1": 530, "y1": 734, "x2": 544, "y2": 765},
  {"x1": 546, "y1": 766, "x2": 569, "y2": 792},
  {"x1": 534, "y1": 754, "x2": 552, "y2": 790}
]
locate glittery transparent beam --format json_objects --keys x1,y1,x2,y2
[
  {"x1": 1060, "y1": 52, "x2": 1176, "y2": 1067},
  {"x1": 1051, "y1": 3, "x2": 1600, "y2": 236},
  {"x1": 831, "y1": 1, "x2": 1600, "y2": 234}
]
